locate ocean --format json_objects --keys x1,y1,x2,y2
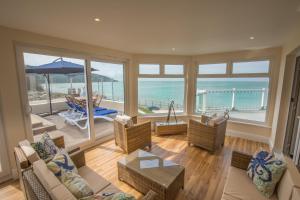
[{"x1": 46, "y1": 79, "x2": 269, "y2": 111}]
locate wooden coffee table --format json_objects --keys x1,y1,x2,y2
[{"x1": 117, "y1": 149, "x2": 185, "y2": 200}]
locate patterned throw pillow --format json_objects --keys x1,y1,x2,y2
[
  {"x1": 31, "y1": 133, "x2": 58, "y2": 161},
  {"x1": 103, "y1": 193, "x2": 136, "y2": 200},
  {"x1": 47, "y1": 149, "x2": 78, "y2": 180},
  {"x1": 61, "y1": 171, "x2": 94, "y2": 199},
  {"x1": 247, "y1": 151, "x2": 286, "y2": 198}
]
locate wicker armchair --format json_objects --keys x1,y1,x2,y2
[
  {"x1": 114, "y1": 116, "x2": 152, "y2": 154},
  {"x1": 187, "y1": 117, "x2": 227, "y2": 152}
]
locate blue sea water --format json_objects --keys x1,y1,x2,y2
[{"x1": 47, "y1": 79, "x2": 268, "y2": 111}]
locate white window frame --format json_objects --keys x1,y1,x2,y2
[
  {"x1": 195, "y1": 58, "x2": 272, "y2": 124},
  {"x1": 138, "y1": 63, "x2": 186, "y2": 116}
]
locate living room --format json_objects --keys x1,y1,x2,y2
[{"x1": 0, "y1": 1, "x2": 300, "y2": 200}]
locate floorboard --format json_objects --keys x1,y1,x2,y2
[{"x1": 0, "y1": 135, "x2": 268, "y2": 200}]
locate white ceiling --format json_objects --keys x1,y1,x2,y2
[{"x1": 0, "y1": 0, "x2": 300, "y2": 55}]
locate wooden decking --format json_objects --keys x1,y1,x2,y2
[{"x1": 0, "y1": 135, "x2": 268, "y2": 200}]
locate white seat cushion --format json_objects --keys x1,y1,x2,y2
[
  {"x1": 223, "y1": 166, "x2": 277, "y2": 200},
  {"x1": 51, "y1": 184, "x2": 76, "y2": 200},
  {"x1": 277, "y1": 156, "x2": 300, "y2": 200},
  {"x1": 78, "y1": 166, "x2": 110, "y2": 194},
  {"x1": 291, "y1": 188, "x2": 300, "y2": 200}
]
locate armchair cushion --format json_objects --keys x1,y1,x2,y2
[
  {"x1": 115, "y1": 115, "x2": 133, "y2": 127},
  {"x1": 208, "y1": 116, "x2": 225, "y2": 127}
]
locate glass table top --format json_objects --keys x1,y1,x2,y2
[{"x1": 118, "y1": 149, "x2": 184, "y2": 188}]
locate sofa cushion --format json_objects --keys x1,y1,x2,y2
[
  {"x1": 277, "y1": 156, "x2": 300, "y2": 200},
  {"x1": 61, "y1": 171, "x2": 94, "y2": 199},
  {"x1": 33, "y1": 159, "x2": 61, "y2": 194},
  {"x1": 31, "y1": 132, "x2": 58, "y2": 161},
  {"x1": 19, "y1": 139, "x2": 40, "y2": 163},
  {"x1": 78, "y1": 166, "x2": 110, "y2": 194},
  {"x1": 223, "y1": 166, "x2": 277, "y2": 200},
  {"x1": 47, "y1": 149, "x2": 78, "y2": 180},
  {"x1": 247, "y1": 151, "x2": 286, "y2": 198},
  {"x1": 291, "y1": 188, "x2": 300, "y2": 200},
  {"x1": 221, "y1": 193, "x2": 240, "y2": 200},
  {"x1": 97, "y1": 184, "x2": 121, "y2": 196},
  {"x1": 51, "y1": 184, "x2": 76, "y2": 200},
  {"x1": 103, "y1": 193, "x2": 135, "y2": 200}
]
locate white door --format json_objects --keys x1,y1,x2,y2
[{"x1": 0, "y1": 94, "x2": 11, "y2": 183}]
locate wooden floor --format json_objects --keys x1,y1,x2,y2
[{"x1": 0, "y1": 135, "x2": 268, "y2": 200}]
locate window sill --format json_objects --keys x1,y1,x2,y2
[
  {"x1": 189, "y1": 114, "x2": 271, "y2": 129},
  {"x1": 138, "y1": 113, "x2": 187, "y2": 119}
]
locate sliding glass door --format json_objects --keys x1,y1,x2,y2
[
  {"x1": 90, "y1": 61, "x2": 124, "y2": 139},
  {"x1": 22, "y1": 52, "x2": 91, "y2": 148}
]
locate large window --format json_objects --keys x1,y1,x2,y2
[
  {"x1": 138, "y1": 64, "x2": 185, "y2": 115},
  {"x1": 196, "y1": 60, "x2": 270, "y2": 123}
]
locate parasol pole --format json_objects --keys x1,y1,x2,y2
[
  {"x1": 70, "y1": 76, "x2": 73, "y2": 89},
  {"x1": 101, "y1": 79, "x2": 103, "y2": 95},
  {"x1": 111, "y1": 80, "x2": 114, "y2": 101},
  {"x1": 44, "y1": 74, "x2": 53, "y2": 115}
]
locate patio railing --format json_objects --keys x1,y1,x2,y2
[{"x1": 197, "y1": 88, "x2": 267, "y2": 112}]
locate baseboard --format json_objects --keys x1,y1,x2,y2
[{"x1": 226, "y1": 129, "x2": 270, "y2": 145}]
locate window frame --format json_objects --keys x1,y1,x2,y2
[
  {"x1": 138, "y1": 63, "x2": 186, "y2": 116},
  {"x1": 195, "y1": 58, "x2": 272, "y2": 124}
]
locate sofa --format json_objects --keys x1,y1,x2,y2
[
  {"x1": 221, "y1": 151, "x2": 300, "y2": 200},
  {"x1": 14, "y1": 134, "x2": 157, "y2": 200}
]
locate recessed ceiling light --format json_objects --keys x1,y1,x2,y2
[
  {"x1": 250, "y1": 36, "x2": 255, "y2": 40},
  {"x1": 94, "y1": 18, "x2": 101, "y2": 22},
  {"x1": 172, "y1": 48, "x2": 176, "y2": 51}
]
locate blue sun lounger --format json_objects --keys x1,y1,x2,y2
[{"x1": 59, "y1": 100, "x2": 118, "y2": 130}]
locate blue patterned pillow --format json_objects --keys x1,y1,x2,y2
[
  {"x1": 47, "y1": 149, "x2": 78, "y2": 180},
  {"x1": 247, "y1": 151, "x2": 286, "y2": 198},
  {"x1": 31, "y1": 132, "x2": 58, "y2": 161},
  {"x1": 61, "y1": 171, "x2": 93, "y2": 199}
]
